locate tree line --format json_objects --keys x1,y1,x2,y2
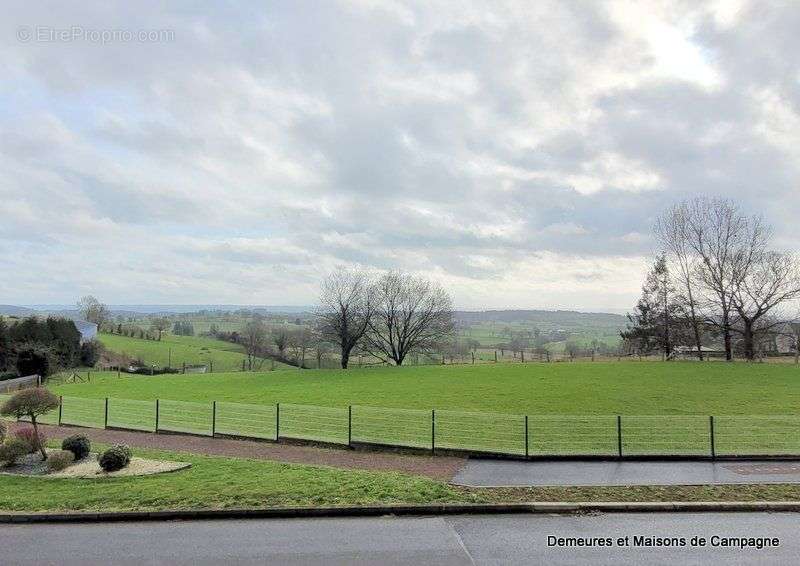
[
  {"x1": 622, "y1": 197, "x2": 800, "y2": 361},
  {"x1": 0, "y1": 316, "x2": 100, "y2": 378}
]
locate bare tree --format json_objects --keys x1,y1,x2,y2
[
  {"x1": 655, "y1": 203, "x2": 705, "y2": 360},
  {"x1": 150, "y1": 317, "x2": 171, "y2": 341},
  {"x1": 730, "y1": 251, "x2": 800, "y2": 360},
  {"x1": 287, "y1": 328, "x2": 313, "y2": 368},
  {"x1": 272, "y1": 329, "x2": 288, "y2": 357},
  {"x1": 316, "y1": 268, "x2": 374, "y2": 369},
  {"x1": 364, "y1": 271, "x2": 455, "y2": 366},
  {"x1": 76, "y1": 295, "x2": 110, "y2": 326},
  {"x1": 683, "y1": 198, "x2": 768, "y2": 361},
  {"x1": 241, "y1": 318, "x2": 267, "y2": 370}
]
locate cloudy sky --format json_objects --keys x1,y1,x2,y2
[{"x1": 1, "y1": 1, "x2": 798, "y2": 311}]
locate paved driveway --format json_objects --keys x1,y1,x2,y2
[
  {"x1": 2, "y1": 513, "x2": 799, "y2": 564},
  {"x1": 452, "y1": 459, "x2": 800, "y2": 486}
]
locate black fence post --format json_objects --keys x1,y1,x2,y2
[
  {"x1": 524, "y1": 415, "x2": 529, "y2": 458},
  {"x1": 104, "y1": 397, "x2": 109, "y2": 429},
  {"x1": 617, "y1": 415, "x2": 623, "y2": 459},
  {"x1": 348, "y1": 405, "x2": 352, "y2": 447},
  {"x1": 212, "y1": 401, "x2": 217, "y2": 437},
  {"x1": 242, "y1": 359, "x2": 246, "y2": 372},
  {"x1": 182, "y1": 362, "x2": 186, "y2": 374},
  {"x1": 431, "y1": 409, "x2": 436, "y2": 455},
  {"x1": 155, "y1": 399, "x2": 160, "y2": 433},
  {"x1": 276, "y1": 403, "x2": 280, "y2": 441},
  {"x1": 210, "y1": 361, "x2": 213, "y2": 373},
  {"x1": 494, "y1": 351, "x2": 498, "y2": 363},
  {"x1": 709, "y1": 415, "x2": 716, "y2": 459},
  {"x1": 58, "y1": 395, "x2": 62, "y2": 426}
]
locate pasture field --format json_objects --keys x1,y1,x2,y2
[
  {"x1": 98, "y1": 333, "x2": 294, "y2": 371},
  {"x1": 42, "y1": 362, "x2": 800, "y2": 457}
]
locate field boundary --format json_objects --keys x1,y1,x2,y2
[{"x1": 5, "y1": 392, "x2": 800, "y2": 460}]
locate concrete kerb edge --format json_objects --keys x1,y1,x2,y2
[{"x1": 3, "y1": 501, "x2": 800, "y2": 523}]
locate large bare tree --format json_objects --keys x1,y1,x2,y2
[
  {"x1": 683, "y1": 198, "x2": 768, "y2": 361},
  {"x1": 241, "y1": 318, "x2": 268, "y2": 370},
  {"x1": 730, "y1": 251, "x2": 800, "y2": 360},
  {"x1": 364, "y1": 271, "x2": 455, "y2": 366},
  {"x1": 655, "y1": 203, "x2": 705, "y2": 359},
  {"x1": 316, "y1": 268, "x2": 374, "y2": 369}
]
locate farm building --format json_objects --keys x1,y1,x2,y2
[{"x1": 72, "y1": 319, "x2": 98, "y2": 343}]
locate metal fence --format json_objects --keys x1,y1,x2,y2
[{"x1": 2, "y1": 392, "x2": 799, "y2": 459}]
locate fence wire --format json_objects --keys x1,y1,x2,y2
[
  {"x1": 215, "y1": 401, "x2": 277, "y2": 440},
  {"x1": 622, "y1": 415, "x2": 710, "y2": 456},
  {"x1": 108, "y1": 398, "x2": 156, "y2": 432},
  {"x1": 4, "y1": 390, "x2": 800, "y2": 458},
  {"x1": 157, "y1": 399, "x2": 213, "y2": 436},
  {"x1": 436, "y1": 409, "x2": 526, "y2": 455},
  {"x1": 279, "y1": 403, "x2": 348, "y2": 445},
  {"x1": 351, "y1": 406, "x2": 431, "y2": 449},
  {"x1": 59, "y1": 396, "x2": 105, "y2": 428},
  {"x1": 526, "y1": 415, "x2": 618, "y2": 456}
]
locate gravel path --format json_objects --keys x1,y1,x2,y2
[{"x1": 21, "y1": 423, "x2": 466, "y2": 481}]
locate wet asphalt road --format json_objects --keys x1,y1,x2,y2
[{"x1": 1, "y1": 512, "x2": 798, "y2": 565}]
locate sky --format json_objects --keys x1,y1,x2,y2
[{"x1": 1, "y1": 0, "x2": 799, "y2": 312}]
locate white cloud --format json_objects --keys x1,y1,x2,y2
[{"x1": 0, "y1": 0, "x2": 798, "y2": 311}]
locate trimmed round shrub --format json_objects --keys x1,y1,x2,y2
[
  {"x1": 46, "y1": 449, "x2": 75, "y2": 472},
  {"x1": 98, "y1": 445, "x2": 131, "y2": 472},
  {"x1": 13, "y1": 426, "x2": 47, "y2": 454},
  {"x1": 0, "y1": 438, "x2": 29, "y2": 465},
  {"x1": 61, "y1": 434, "x2": 91, "y2": 460}
]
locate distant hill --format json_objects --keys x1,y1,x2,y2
[
  {"x1": 25, "y1": 304, "x2": 314, "y2": 315},
  {"x1": 0, "y1": 305, "x2": 36, "y2": 316},
  {"x1": 454, "y1": 309, "x2": 626, "y2": 327}
]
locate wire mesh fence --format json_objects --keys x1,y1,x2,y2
[
  {"x1": 215, "y1": 401, "x2": 277, "y2": 440},
  {"x1": 157, "y1": 399, "x2": 213, "y2": 436},
  {"x1": 435, "y1": 409, "x2": 526, "y2": 456},
  {"x1": 5, "y1": 391, "x2": 800, "y2": 458},
  {"x1": 351, "y1": 405, "x2": 432, "y2": 449},
  {"x1": 279, "y1": 403, "x2": 349, "y2": 445},
  {"x1": 107, "y1": 398, "x2": 156, "y2": 432},
  {"x1": 527, "y1": 415, "x2": 619, "y2": 456}
]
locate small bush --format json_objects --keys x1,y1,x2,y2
[
  {"x1": 13, "y1": 426, "x2": 47, "y2": 454},
  {"x1": 0, "y1": 438, "x2": 29, "y2": 465},
  {"x1": 0, "y1": 420, "x2": 6, "y2": 443},
  {"x1": 61, "y1": 434, "x2": 91, "y2": 460},
  {"x1": 46, "y1": 450, "x2": 75, "y2": 472},
  {"x1": 98, "y1": 444, "x2": 131, "y2": 472}
]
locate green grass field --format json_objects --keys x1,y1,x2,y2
[
  {"x1": 39, "y1": 362, "x2": 800, "y2": 457},
  {"x1": 98, "y1": 333, "x2": 294, "y2": 372}
]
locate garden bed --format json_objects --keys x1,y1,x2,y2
[{"x1": 0, "y1": 450, "x2": 190, "y2": 478}]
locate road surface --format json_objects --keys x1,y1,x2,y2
[
  {"x1": 2, "y1": 512, "x2": 798, "y2": 564},
  {"x1": 453, "y1": 459, "x2": 800, "y2": 486}
]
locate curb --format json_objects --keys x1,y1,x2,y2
[{"x1": 3, "y1": 501, "x2": 800, "y2": 524}]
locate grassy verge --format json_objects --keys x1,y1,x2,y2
[
  {"x1": 0, "y1": 444, "x2": 474, "y2": 512},
  {"x1": 4, "y1": 443, "x2": 800, "y2": 512}
]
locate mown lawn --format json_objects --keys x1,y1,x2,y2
[
  {"x1": 98, "y1": 333, "x2": 294, "y2": 372},
  {"x1": 0, "y1": 444, "x2": 470, "y2": 512},
  {"x1": 52, "y1": 361, "x2": 800, "y2": 415},
  {"x1": 38, "y1": 361, "x2": 800, "y2": 457}
]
